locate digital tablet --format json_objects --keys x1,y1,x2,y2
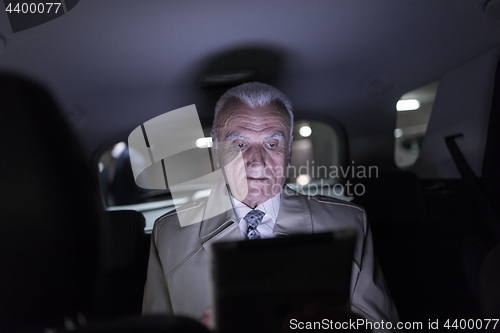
[{"x1": 211, "y1": 230, "x2": 357, "y2": 333}]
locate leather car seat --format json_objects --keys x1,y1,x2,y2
[
  {"x1": 0, "y1": 72, "x2": 102, "y2": 332},
  {"x1": 0, "y1": 72, "x2": 209, "y2": 333}
]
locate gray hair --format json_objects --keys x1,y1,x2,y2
[{"x1": 211, "y1": 82, "x2": 294, "y2": 149}]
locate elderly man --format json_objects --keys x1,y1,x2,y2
[{"x1": 142, "y1": 82, "x2": 399, "y2": 327}]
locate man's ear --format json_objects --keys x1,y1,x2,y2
[
  {"x1": 214, "y1": 154, "x2": 221, "y2": 169},
  {"x1": 287, "y1": 133, "x2": 293, "y2": 166},
  {"x1": 211, "y1": 143, "x2": 221, "y2": 169}
]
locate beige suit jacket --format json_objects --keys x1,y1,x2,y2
[{"x1": 142, "y1": 183, "x2": 399, "y2": 325}]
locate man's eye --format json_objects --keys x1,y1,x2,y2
[
  {"x1": 266, "y1": 142, "x2": 277, "y2": 148},
  {"x1": 237, "y1": 143, "x2": 245, "y2": 149}
]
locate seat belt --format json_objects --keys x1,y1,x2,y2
[{"x1": 445, "y1": 134, "x2": 500, "y2": 242}]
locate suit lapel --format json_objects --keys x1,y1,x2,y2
[
  {"x1": 199, "y1": 178, "x2": 234, "y2": 236},
  {"x1": 274, "y1": 186, "x2": 313, "y2": 236},
  {"x1": 199, "y1": 205, "x2": 237, "y2": 239},
  {"x1": 199, "y1": 179, "x2": 241, "y2": 251},
  {"x1": 200, "y1": 208, "x2": 240, "y2": 255},
  {"x1": 274, "y1": 185, "x2": 313, "y2": 237}
]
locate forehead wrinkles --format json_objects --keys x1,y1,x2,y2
[
  {"x1": 226, "y1": 114, "x2": 287, "y2": 131},
  {"x1": 218, "y1": 104, "x2": 290, "y2": 135}
]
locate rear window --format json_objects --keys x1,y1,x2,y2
[
  {"x1": 286, "y1": 120, "x2": 347, "y2": 199},
  {"x1": 394, "y1": 81, "x2": 439, "y2": 168}
]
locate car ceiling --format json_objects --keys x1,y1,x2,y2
[{"x1": 1, "y1": 0, "x2": 500, "y2": 173}]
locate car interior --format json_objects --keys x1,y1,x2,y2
[{"x1": 1, "y1": 0, "x2": 500, "y2": 332}]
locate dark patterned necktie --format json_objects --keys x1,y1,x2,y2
[{"x1": 244, "y1": 210, "x2": 265, "y2": 240}]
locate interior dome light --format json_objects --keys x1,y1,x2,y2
[{"x1": 396, "y1": 99, "x2": 420, "y2": 111}]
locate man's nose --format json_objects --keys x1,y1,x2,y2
[{"x1": 244, "y1": 145, "x2": 265, "y2": 168}]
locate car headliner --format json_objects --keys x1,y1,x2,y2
[{"x1": 1, "y1": 0, "x2": 500, "y2": 178}]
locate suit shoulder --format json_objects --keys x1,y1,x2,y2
[
  {"x1": 282, "y1": 186, "x2": 365, "y2": 216},
  {"x1": 305, "y1": 194, "x2": 367, "y2": 236},
  {"x1": 309, "y1": 194, "x2": 366, "y2": 213},
  {"x1": 153, "y1": 198, "x2": 207, "y2": 231}
]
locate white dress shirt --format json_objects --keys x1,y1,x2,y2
[{"x1": 230, "y1": 193, "x2": 281, "y2": 240}]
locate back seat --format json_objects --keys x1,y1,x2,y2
[
  {"x1": 91, "y1": 210, "x2": 150, "y2": 320},
  {"x1": 353, "y1": 171, "x2": 486, "y2": 322}
]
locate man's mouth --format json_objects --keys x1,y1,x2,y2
[{"x1": 247, "y1": 177, "x2": 267, "y2": 181}]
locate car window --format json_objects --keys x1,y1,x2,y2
[
  {"x1": 394, "y1": 81, "x2": 439, "y2": 168},
  {"x1": 286, "y1": 120, "x2": 347, "y2": 200}
]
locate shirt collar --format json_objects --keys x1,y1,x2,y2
[{"x1": 230, "y1": 192, "x2": 281, "y2": 223}]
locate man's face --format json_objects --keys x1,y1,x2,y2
[{"x1": 216, "y1": 101, "x2": 291, "y2": 208}]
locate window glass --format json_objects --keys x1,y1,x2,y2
[
  {"x1": 286, "y1": 120, "x2": 346, "y2": 199},
  {"x1": 99, "y1": 142, "x2": 183, "y2": 231},
  {"x1": 395, "y1": 81, "x2": 439, "y2": 168}
]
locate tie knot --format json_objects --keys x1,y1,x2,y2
[
  {"x1": 244, "y1": 210, "x2": 265, "y2": 228},
  {"x1": 244, "y1": 210, "x2": 265, "y2": 240}
]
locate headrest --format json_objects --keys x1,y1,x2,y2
[
  {"x1": 0, "y1": 72, "x2": 102, "y2": 331},
  {"x1": 352, "y1": 170, "x2": 426, "y2": 227}
]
